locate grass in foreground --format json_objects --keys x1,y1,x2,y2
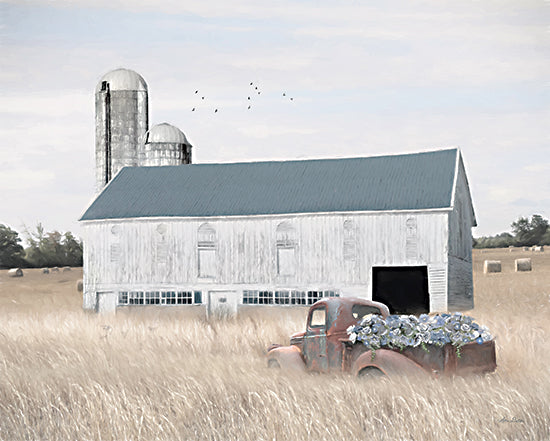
[{"x1": 0, "y1": 250, "x2": 549, "y2": 441}]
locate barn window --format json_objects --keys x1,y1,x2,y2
[
  {"x1": 129, "y1": 292, "x2": 144, "y2": 305},
  {"x1": 406, "y1": 217, "x2": 418, "y2": 261},
  {"x1": 343, "y1": 219, "x2": 357, "y2": 261},
  {"x1": 110, "y1": 243, "x2": 121, "y2": 262},
  {"x1": 163, "y1": 291, "x2": 176, "y2": 304},
  {"x1": 118, "y1": 291, "x2": 128, "y2": 305},
  {"x1": 145, "y1": 291, "x2": 161, "y2": 305},
  {"x1": 291, "y1": 290, "x2": 306, "y2": 305},
  {"x1": 259, "y1": 291, "x2": 274, "y2": 304},
  {"x1": 177, "y1": 291, "x2": 193, "y2": 304},
  {"x1": 194, "y1": 291, "x2": 203, "y2": 304},
  {"x1": 276, "y1": 222, "x2": 296, "y2": 276},
  {"x1": 198, "y1": 223, "x2": 217, "y2": 278},
  {"x1": 243, "y1": 290, "x2": 259, "y2": 304},
  {"x1": 156, "y1": 224, "x2": 168, "y2": 264},
  {"x1": 307, "y1": 291, "x2": 323, "y2": 305},
  {"x1": 110, "y1": 225, "x2": 121, "y2": 262},
  {"x1": 275, "y1": 291, "x2": 290, "y2": 304}
]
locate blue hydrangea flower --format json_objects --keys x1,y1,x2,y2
[{"x1": 347, "y1": 312, "x2": 493, "y2": 352}]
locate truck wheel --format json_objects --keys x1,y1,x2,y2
[
  {"x1": 357, "y1": 366, "x2": 386, "y2": 378},
  {"x1": 268, "y1": 359, "x2": 281, "y2": 368}
]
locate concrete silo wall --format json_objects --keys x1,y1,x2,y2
[{"x1": 95, "y1": 89, "x2": 148, "y2": 192}]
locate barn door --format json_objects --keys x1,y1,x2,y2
[
  {"x1": 207, "y1": 290, "x2": 238, "y2": 318},
  {"x1": 96, "y1": 291, "x2": 117, "y2": 314},
  {"x1": 372, "y1": 266, "x2": 429, "y2": 314}
]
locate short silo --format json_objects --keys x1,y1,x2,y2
[
  {"x1": 95, "y1": 68, "x2": 148, "y2": 192},
  {"x1": 140, "y1": 123, "x2": 192, "y2": 166}
]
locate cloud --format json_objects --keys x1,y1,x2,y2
[
  {"x1": 0, "y1": 168, "x2": 55, "y2": 190},
  {"x1": 0, "y1": 91, "x2": 90, "y2": 118},
  {"x1": 2, "y1": 0, "x2": 548, "y2": 238},
  {"x1": 237, "y1": 124, "x2": 316, "y2": 139}
]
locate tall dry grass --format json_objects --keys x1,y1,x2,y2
[{"x1": 0, "y1": 250, "x2": 549, "y2": 441}]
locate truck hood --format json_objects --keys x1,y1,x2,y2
[{"x1": 290, "y1": 331, "x2": 305, "y2": 346}]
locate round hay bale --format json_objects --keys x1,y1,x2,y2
[
  {"x1": 42, "y1": 268, "x2": 50, "y2": 274},
  {"x1": 8, "y1": 268, "x2": 23, "y2": 277},
  {"x1": 63, "y1": 266, "x2": 71, "y2": 272},
  {"x1": 483, "y1": 260, "x2": 501, "y2": 274},
  {"x1": 515, "y1": 258, "x2": 532, "y2": 272},
  {"x1": 76, "y1": 279, "x2": 83, "y2": 292}
]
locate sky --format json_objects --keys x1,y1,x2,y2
[{"x1": 1, "y1": 0, "x2": 548, "y2": 241}]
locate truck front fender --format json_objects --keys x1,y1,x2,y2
[
  {"x1": 352, "y1": 349, "x2": 428, "y2": 378},
  {"x1": 266, "y1": 345, "x2": 306, "y2": 372}
]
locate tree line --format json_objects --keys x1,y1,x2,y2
[
  {"x1": 0, "y1": 223, "x2": 83, "y2": 269},
  {"x1": 1, "y1": 214, "x2": 548, "y2": 267},
  {"x1": 474, "y1": 214, "x2": 550, "y2": 249}
]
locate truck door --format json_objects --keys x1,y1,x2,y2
[{"x1": 303, "y1": 304, "x2": 328, "y2": 372}]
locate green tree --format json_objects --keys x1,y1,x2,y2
[
  {"x1": 473, "y1": 232, "x2": 514, "y2": 249},
  {"x1": 62, "y1": 232, "x2": 83, "y2": 266},
  {"x1": 24, "y1": 223, "x2": 83, "y2": 267},
  {"x1": 24, "y1": 223, "x2": 48, "y2": 267},
  {"x1": 511, "y1": 214, "x2": 549, "y2": 247},
  {"x1": 0, "y1": 224, "x2": 26, "y2": 268}
]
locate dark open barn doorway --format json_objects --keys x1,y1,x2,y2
[{"x1": 372, "y1": 266, "x2": 429, "y2": 314}]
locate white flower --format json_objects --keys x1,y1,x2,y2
[{"x1": 349, "y1": 332, "x2": 357, "y2": 344}]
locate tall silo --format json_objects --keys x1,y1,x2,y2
[
  {"x1": 140, "y1": 123, "x2": 192, "y2": 166},
  {"x1": 95, "y1": 68, "x2": 148, "y2": 192}
]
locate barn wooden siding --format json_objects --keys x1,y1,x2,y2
[
  {"x1": 82, "y1": 210, "x2": 451, "y2": 311},
  {"x1": 447, "y1": 155, "x2": 476, "y2": 310}
]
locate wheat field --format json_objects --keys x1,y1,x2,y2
[{"x1": 1, "y1": 249, "x2": 549, "y2": 441}]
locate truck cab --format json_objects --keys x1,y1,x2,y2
[{"x1": 273, "y1": 298, "x2": 389, "y2": 372}]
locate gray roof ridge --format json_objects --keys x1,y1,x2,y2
[{"x1": 142, "y1": 146, "x2": 459, "y2": 169}]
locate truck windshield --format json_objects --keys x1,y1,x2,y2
[{"x1": 352, "y1": 304, "x2": 381, "y2": 321}]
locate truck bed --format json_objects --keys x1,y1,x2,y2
[{"x1": 345, "y1": 340, "x2": 496, "y2": 376}]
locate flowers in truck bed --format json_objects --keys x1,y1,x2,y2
[{"x1": 346, "y1": 312, "x2": 493, "y2": 353}]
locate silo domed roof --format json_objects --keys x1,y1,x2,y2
[
  {"x1": 145, "y1": 123, "x2": 189, "y2": 144},
  {"x1": 95, "y1": 68, "x2": 148, "y2": 93}
]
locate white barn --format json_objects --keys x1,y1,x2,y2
[{"x1": 80, "y1": 148, "x2": 476, "y2": 314}]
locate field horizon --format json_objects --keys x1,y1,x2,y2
[{"x1": 1, "y1": 248, "x2": 549, "y2": 440}]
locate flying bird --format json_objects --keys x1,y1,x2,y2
[
  {"x1": 214, "y1": 109, "x2": 218, "y2": 113},
  {"x1": 195, "y1": 90, "x2": 198, "y2": 94},
  {"x1": 283, "y1": 93, "x2": 286, "y2": 96},
  {"x1": 250, "y1": 82, "x2": 253, "y2": 85},
  {"x1": 192, "y1": 108, "x2": 195, "y2": 111},
  {"x1": 202, "y1": 96, "x2": 205, "y2": 100}
]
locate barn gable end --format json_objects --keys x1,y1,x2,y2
[{"x1": 447, "y1": 152, "x2": 477, "y2": 310}]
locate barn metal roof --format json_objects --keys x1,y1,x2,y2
[{"x1": 80, "y1": 148, "x2": 459, "y2": 221}]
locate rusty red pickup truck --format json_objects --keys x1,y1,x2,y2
[{"x1": 266, "y1": 297, "x2": 496, "y2": 378}]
